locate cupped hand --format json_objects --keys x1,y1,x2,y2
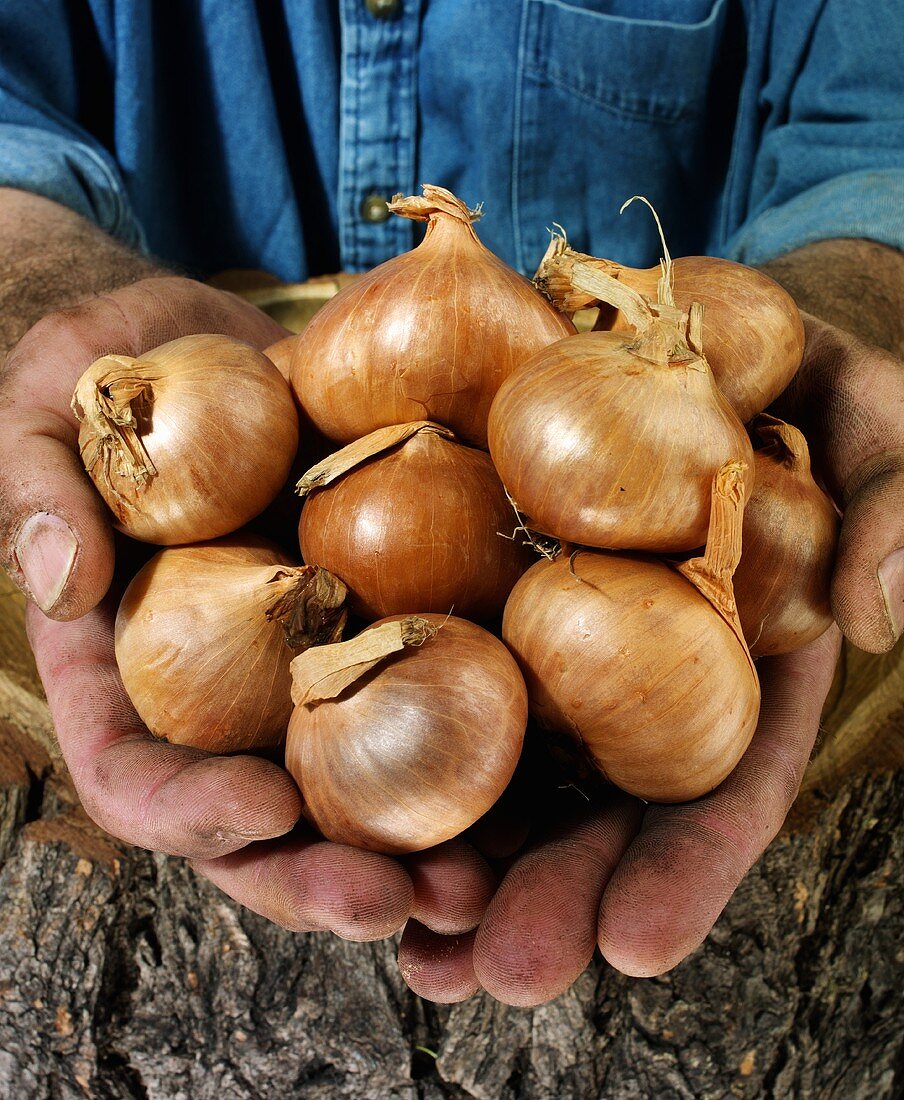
[
  {"x1": 399, "y1": 313, "x2": 904, "y2": 1004},
  {"x1": 399, "y1": 626, "x2": 840, "y2": 1004},
  {"x1": 5, "y1": 279, "x2": 495, "y2": 940}
]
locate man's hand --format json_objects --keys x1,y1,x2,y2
[
  {"x1": 1, "y1": 197, "x2": 496, "y2": 943},
  {"x1": 777, "y1": 313, "x2": 904, "y2": 652},
  {"x1": 764, "y1": 238, "x2": 904, "y2": 654},
  {"x1": 4, "y1": 271, "x2": 497, "y2": 941},
  {"x1": 397, "y1": 239, "x2": 904, "y2": 1003}
]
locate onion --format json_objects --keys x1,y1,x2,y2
[
  {"x1": 734, "y1": 415, "x2": 839, "y2": 656},
  {"x1": 489, "y1": 259, "x2": 753, "y2": 551},
  {"x1": 72, "y1": 334, "x2": 299, "y2": 544},
  {"x1": 609, "y1": 259, "x2": 803, "y2": 422},
  {"x1": 288, "y1": 185, "x2": 575, "y2": 448},
  {"x1": 297, "y1": 422, "x2": 534, "y2": 621},
  {"x1": 502, "y1": 463, "x2": 759, "y2": 802},
  {"x1": 535, "y1": 205, "x2": 804, "y2": 423},
  {"x1": 263, "y1": 335, "x2": 298, "y2": 383},
  {"x1": 115, "y1": 536, "x2": 347, "y2": 752},
  {"x1": 285, "y1": 614, "x2": 527, "y2": 854}
]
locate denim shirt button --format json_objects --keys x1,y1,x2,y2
[
  {"x1": 360, "y1": 193, "x2": 391, "y2": 223},
  {"x1": 365, "y1": 0, "x2": 402, "y2": 19}
]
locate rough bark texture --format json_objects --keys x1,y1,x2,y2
[{"x1": 2, "y1": 277, "x2": 902, "y2": 1098}]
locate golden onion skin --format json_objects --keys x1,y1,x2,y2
[
  {"x1": 502, "y1": 552, "x2": 760, "y2": 802},
  {"x1": 289, "y1": 192, "x2": 574, "y2": 448},
  {"x1": 75, "y1": 335, "x2": 299, "y2": 545},
  {"x1": 115, "y1": 536, "x2": 302, "y2": 753},
  {"x1": 734, "y1": 418, "x2": 839, "y2": 656},
  {"x1": 488, "y1": 330, "x2": 754, "y2": 552},
  {"x1": 607, "y1": 257, "x2": 805, "y2": 423},
  {"x1": 299, "y1": 430, "x2": 533, "y2": 621},
  {"x1": 285, "y1": 615, "x2": 527, "y2": 854}
]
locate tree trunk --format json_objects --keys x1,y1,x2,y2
[{"x1": 2, "y1": 277, "x2": 901, "y2": 1099}]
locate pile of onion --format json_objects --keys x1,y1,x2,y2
[{"x1": 77, "y1": 184, "x2": 841, "y2": 884}]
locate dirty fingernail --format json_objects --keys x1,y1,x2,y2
[
  {"x1": 14, "y1": 513, "x2": 78, "y2": 612},
  {"x1": 878, "y1": 548, "x2": 904, "y2": 641}
]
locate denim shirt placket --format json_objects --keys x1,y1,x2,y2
[{"x1": 338, "y1": 0, "x2": 422, "y2": 271}]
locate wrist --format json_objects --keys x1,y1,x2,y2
[
  {"x1": 0, "y1": 189, "x2": 167, "y2": 356},
  {"x1": 760, "y1": 238, "x2": 904, "y2": 358}
]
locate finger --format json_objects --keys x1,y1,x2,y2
[
  {"x1": 473, "y1": 794, "x2": 642, "y2": 1007},
  {"x1": 404, "y1": 839, "x2": 496, "y2": 934},
  {"x1": 778, "y1": 315, "x2": 904, "y2": 651},
  {"x1": 1, "y1": 277, "x2": 286, "y2": 619},
  {"x1": 832, "y1": 453, "x2": 904, "y2": 652},
  {"x1": 781, "y1": 315, "x2": 902, "y2": 497},
  {"x1": 598, "y1": 626, "x2": 841, "y2": 978},
  {"x1": 26, "y1": 596, "x2": 302, "y2": 858},
  {"x1": 192, "y1": 836, "x2": 413, "y2": 941},
  {"x1": 398, "y1": 922, "x2": 480, "y2": 1003}
]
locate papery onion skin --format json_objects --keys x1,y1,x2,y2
[
  {"x1": 299, "y1": 428, "x2": 534, "y2": 621},
  {"x1": 74, "y1": 334, "x2": 299, "y2": 545},
  {"x1": 733, "y1": 416, "x2": 839, "y2": 657},
  {"x1": 285, "y1": 614, "x2": 527, "y2": 854},
  {"x1": 289, "y1": 186, "x2": 575, "y2": 448},
  {"x1": 115, "y1": 536, "x2": 326, "y2": 753},
  {"x1": 502, "y1": 552, "x2": 760, "y2": 802},
  {"x1": 602, "y1": 257, "x2": 805, "y2": 422},
  {"x1": 488, "y1": 329, "x2": 753, "y2": 551}
]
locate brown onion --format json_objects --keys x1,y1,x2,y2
[
  {"x1": 263, "y1": 334, "x2": 298, "y2": 383},
  {"x1": 734, "y1": 415, "x2": 839, "y2": 656},
  {"x1": 298, "y1": 422, "x2": 534, "y2": 621},
  {"x1": 535, "y1": 214, "x2": 804, "y2": 423},
  {"x1": 73, "y1": 335, "x2": 299, "y2": 544},
  {"x1": 285, "y1": 614, "x2": 527, "y2": 853},
  {"x1": 288, "y1": 185, "x2": 575, "y2": 448},
  {"x1": 115, "y1": 536, "x2": 346, "y2": 752},
  {"x1": 502, "y1": 463, "x2": 759, "y2": 802},
  {"x1": 489, "y1": 263, "x2": 753, "y2": 551},
  {"x1": 609, "y1": 259, "x2": 803, "y2": 422}
]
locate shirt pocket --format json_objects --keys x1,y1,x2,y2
[{"x1": 512, "y1": 0, "x2": 728, "y2": 273}]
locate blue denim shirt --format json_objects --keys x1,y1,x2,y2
[{"x1": 0, "y1": 1, "x2": 901, "y2": 280}]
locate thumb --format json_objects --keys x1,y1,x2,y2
[
  {"x1": 1, "y1": 330, "x2": 116, "y2": 621},
  {"x1": 0, "y1": 276, "x2": 287, "y2": 620},
  {"x1": 832, "y1": 452, "x2": 904, "y2": 653}
]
